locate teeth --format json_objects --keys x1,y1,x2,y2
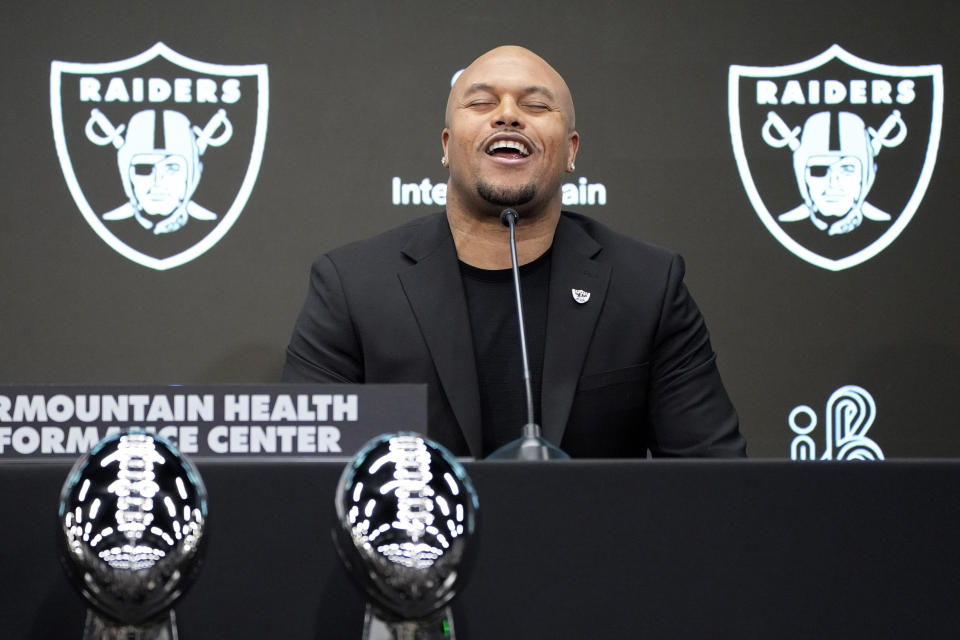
[{"x1": 487, "y1": 139, "x2": 530, "y2": 156}]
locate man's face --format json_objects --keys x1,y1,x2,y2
[
  {"x1": 129, "y1": 153, "x2": 189, "y2": 216},
  {"x1": 442, "y1": 47, "x2": 578, "y2": 215},
  {"x1": 805, "y1": 155, "x2": 863, "y2": 217}
]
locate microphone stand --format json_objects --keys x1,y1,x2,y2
[{"x1": 487, "y1": 209, "x2": 570, "y2": 461}]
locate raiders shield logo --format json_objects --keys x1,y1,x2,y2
[
  {"x1": 729, "y1": 45, "x2": 942, "y2": 271},
  {"x1": 51, "y1": 43, "x2": 268, "y2": 270},
  {"x1": 571, "y1": 289, "x2": 591, "y2": 304}
]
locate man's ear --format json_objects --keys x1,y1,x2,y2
[{"x1": 567, "y1": 130, "x2": 580, "y2": 171}]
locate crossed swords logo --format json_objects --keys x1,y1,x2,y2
[{"x1": 84, "y1": 107, "x2": 233, "y2": 234}]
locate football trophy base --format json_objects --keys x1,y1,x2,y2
[
  {"x1": 82, "y1": 609, "x2": 178, "y2": 640},
  {"x1": 363, "y1": 605, "x2": 455, "y2": 640}
]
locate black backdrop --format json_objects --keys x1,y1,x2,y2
[{"x1": 2, "y1": 0, "x2": 958, "y2": 458}]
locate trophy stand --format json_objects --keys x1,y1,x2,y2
[
  {"x1": 363, "y1": 605, "x2": 455, "y2": 640},
  {"x1": 83, "y1": 609, "x2": 178, "y2": 640}
]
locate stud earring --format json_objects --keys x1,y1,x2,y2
[
  {"x1": 441, "y1": 156, "x2": 448, "y2": 167},
  {"x1": 569, "y1": 162, "x2": 575, "y2": 172}
]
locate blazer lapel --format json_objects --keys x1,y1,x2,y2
[
  {"x1": 397, "y1": 214, "x2": 483, "y2": 457},
  {"x1": 541, "y1": 216, "x2": 610, "y2": 446}
]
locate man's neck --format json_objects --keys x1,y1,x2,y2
[{"x1": 447, "y1": 205, "x2": 560, "y2": 270}]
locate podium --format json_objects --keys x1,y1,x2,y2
[{"x1": 2, "y1": 460, "x2": 959, "y2": 638}]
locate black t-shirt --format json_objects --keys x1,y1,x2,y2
[{"x1": 459, "y1": 250, "x2": 551, "y2": 456}]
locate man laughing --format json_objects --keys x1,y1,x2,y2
[{"x1": 283, "y1": 46, "x2": 746, "y2": 459}]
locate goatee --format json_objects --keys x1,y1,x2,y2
[{"x1": 477, "y1": 182, "x2": 536, "y2": 207}]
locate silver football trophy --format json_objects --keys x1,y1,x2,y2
[
  {"x1": 334, "y1": 433, "x2": 479, "y2": 639},
  {"x1": 57, "y1": 431, "x2": 208, "y2": 639}
]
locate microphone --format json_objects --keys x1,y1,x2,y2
[{"x1": 487, "y1": 209, "x2": 569, "y2": 460}]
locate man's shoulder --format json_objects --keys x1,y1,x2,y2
[
  {"x1": 559, "y1": 211, "x2": 677, "y2": 266},
  {"x1": 322, "y1": 211, "x2": 446, "y2": 270}
]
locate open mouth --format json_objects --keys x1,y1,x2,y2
[{"x1": 484, "y1": 137, "x2": 531, "y2": 160}]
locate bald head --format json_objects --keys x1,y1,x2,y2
[{"x1": 445, "y1": 46, "x2": 576, "y2": 132}]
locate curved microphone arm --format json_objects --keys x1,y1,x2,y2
[
  {"x1": 499, "y1": 208, "x2": 537, "y2": 432},
  {"x1": 487, "y1": 208, "x2": 570, "y2": 460}
]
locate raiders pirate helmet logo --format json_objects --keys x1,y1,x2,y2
[
  {"x1": 51, "y1": 43, "x2": 269, "y2": 270},
  {"x1": 729, "y1": 45, "x2": 942, "y2": 271}
]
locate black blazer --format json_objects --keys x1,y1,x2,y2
[{"x1": 283, "y1": 211, "x2": 746, "y2": 459}]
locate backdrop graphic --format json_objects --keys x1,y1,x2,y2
[
  {"x1": 50, "y1": 42, "x2": 269, "y2": 270},
  {"x1": 1, "y1": 0, "x2": 957, "y2": 458},
  {"x1": 729, "y1": 44, "x2": 942, "y2": 271}
]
